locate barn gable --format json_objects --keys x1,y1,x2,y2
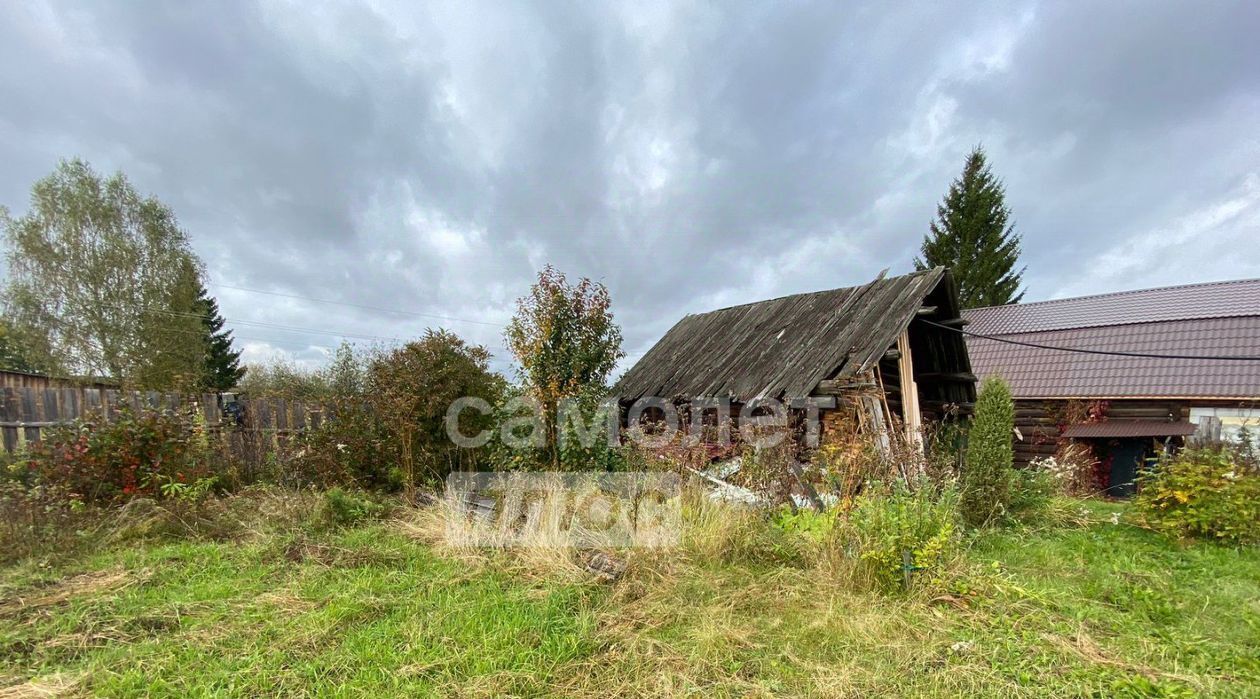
[{"x1": 614, "y1": 267, "x2": 975, "y2": 412}]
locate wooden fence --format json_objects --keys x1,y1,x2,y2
[
  {"x1": 0, "y1": 368, "x2": 117, "y2": 391},
  {"x1": 0, "y1": 386, "x2": 320, "y2": 453}
]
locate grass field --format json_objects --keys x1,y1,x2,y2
[{"x1": 1, "y1": 498, "x2": 1258, "y2": 698}]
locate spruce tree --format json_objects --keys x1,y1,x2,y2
[
  {"x1": 195, "y1": 285, "x2": 244, "y2": 391},
  {"x1": 915, "y1": 146, "x2": 1025, "y2": 308}
]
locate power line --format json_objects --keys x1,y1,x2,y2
[
  {"x1": 209, "y1": 282, "x2": 504, "y2": 327},
  {"x1": 919, "y1": 317, "x2": 1260, "y2": 361},
  {"x1": 125, "y1": 305, "x2": 409, "y2": 344}
]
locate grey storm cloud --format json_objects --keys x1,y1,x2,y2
[{"x1": 1, "y1": 1, "x2": 1258, "y2": 375}]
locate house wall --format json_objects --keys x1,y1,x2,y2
[{"x1": 1011, "y1": 397, "x2": 1257, "y2": 467}]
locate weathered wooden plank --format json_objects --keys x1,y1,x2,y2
[
  {"x1": 255, "y1": 400, "x2": 272, "y2": 430},
  {"x1": 84, "y1": 388, "x2": 102, "y2": 420},
  {"x1": 897, "y1": 331, "x2": 922, "y2": 449},
  {"x1": 915, "y1": 372, "x2": 977, "y2": 382},
  {"x1": 64, "y1": 389, "x2": 80, "y2": 423},
  {"x1": 814, "y1": 379, "x2": 877, "y2": 394},
  {"x1": 22, "y1": 388, "x2": 41, "y2": 445},
  {"x1": 0, "y1": 387, "x2": 17, "y2": 452},
  {"x1": 103, "y1": 389, "x2": 120, "y2": 421},
  {"x1": 275, "y1": 399, "x2": 289, "y2": 431},
  {"x1": 42, "y1": 389, "x2": 60, "y2": 425}
]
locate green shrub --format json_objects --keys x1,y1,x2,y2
[
  {"x1": 961, "y1": 376, "x2": 1015, "y2": 527},
  {"x1": 0, "y1": 481, "x2": 92, "y2": 564},
  {"x1": 773, "y1": 505, "x2": 842, "y2": 542},
  {"x1": 320, "y1": 487, "x2": 386, "y2": 528},
  {"x1": 1133, "y1": 447, "x2": 1260, "y2": 545},
  {"x1": 488, "y1": 389, "x2": 632, "y2": 473},
  {"x1": 291, "y1": 404, "x2": 402, "y2": 490},
  {"x1": 367, "y1": 330, "x2": 503, "y2": 490},
  {"x1": 19, "y1": 406, "x2": 214, "y2": 502},
  {"x1": 1008, "y1": 466, "x2": 1055, "y2": 522},
  {"x1": 849, "y1": 482, "x2": 960, "y2": 592}
]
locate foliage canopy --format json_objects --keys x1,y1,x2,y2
[
  {"x1": 1, "y1": 159, "x2": 207, "y2": 388},
  {"x1": 368, "y1": 329, "x2": 502, "y2": 490},
  {"x1": 505, "y1": 265, "x2": 624, "y2": 467}
]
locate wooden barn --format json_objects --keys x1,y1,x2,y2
[
  {"x1": 964, "y1": 278, "x2": 1260, "y2": 496},
  {"x1": 613, "y1": 267, "x2": 976, "y2": 444}
]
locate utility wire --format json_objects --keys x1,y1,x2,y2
[
  {"x1": 918, "y1": 317, "x2": 1260, "y2": 362},
  {"x1": 139, "y1": 306, "x2": 407, "y2": 344},
  {"x1": 209, "y1": 282, "x2": 504, "y2": 327}
]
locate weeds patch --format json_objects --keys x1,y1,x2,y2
[{"x1": 1, "y1": 496, "x2": 1257, "y2": 697}]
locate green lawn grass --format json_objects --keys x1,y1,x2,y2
[{"x1": 2, "y1": 501, "x2": 1257, "y2": 698}]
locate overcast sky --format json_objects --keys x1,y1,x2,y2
[{"x1": 2, "y1": 1, "x2": 1258, "y2": 376}]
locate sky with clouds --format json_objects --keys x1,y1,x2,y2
[{"x1": 1, "y1": 1, "x2": 1258, "y2": 377}]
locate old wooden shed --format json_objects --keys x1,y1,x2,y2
[{"x1": 613, "y1": 267, "x2": 977, "y2": 441}]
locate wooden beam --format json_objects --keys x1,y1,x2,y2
[
  {"x1": 916, "y1": 306, "x2": 938, "y2": 316},
  {"x1": 814, "y1": 379, "x2": 877, "y2": 394},
  {"x1": 916, "y1": 371, "x2": 978, "y2": 382},
  {"x1": 882, "y1": 348, "x2": 901, "y2": 361},
  {"x1": 896, "y1": 331, "x2": 923, "y2": 454},
  {"x1": 922, "y1": 400, "x2": 976, "y2": 410},
  {"x1": 936, "y1": 317, "x2": 970, "y2": 327}
]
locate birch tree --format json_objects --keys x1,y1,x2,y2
[{"x1": 1, "y1": 159, "x2": 205, "y2": 388}]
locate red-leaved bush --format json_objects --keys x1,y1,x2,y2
[{"x1": 18, "y1": 407, "x2": 213, "y2": 502}]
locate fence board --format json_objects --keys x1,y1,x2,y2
[
  {"x1": 43, "y1": 389, "x2": 60, "y2": 424},
  {"x1": 63, "y1": 389, "x2": 81, "y2": 422},
  {"x1": 1, "y1": 388, "x2": 17, "y2": 452},
  {"x1": 275, "y1": 399, "x2": 289, "y2": 431},
  {"x1": 0, "y1": 387, "x2": 313, "y2": 452},
  {"x1": 103, "y1": 390, "x2": 118, "y2": 421},
  {"x1": 21, "y1": 388, "x2": 39, "y2": 445},
  {"x1": 84, "y1": 388, "x2": 102, "y2": 418}
]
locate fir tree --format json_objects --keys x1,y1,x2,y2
[
  {"x1": 915, "y1": 146, "x2": 1025, "y2": 308},
  {"x1": 195, "y1": 285, "x2": 244, "y2": 391}
]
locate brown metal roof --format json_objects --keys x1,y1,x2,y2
[
  {"x1": 964, "y1": 317, "x2": 1260, "y2": 399},
  {"x1": 966, "y1": 278, "x2": 1260, "y2": 335},
  {"x1": 1062, "y1": 421, "x2": 1198, "y2": 438},
  {"x1": 614, "y1": 268, "x2": 969, "y2": 402},
  {"x1": 963, "y1": 280, "x2": 1260, "y2": 400}
]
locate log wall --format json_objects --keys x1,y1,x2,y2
[{"x1": 1012, "y1": 397, "x2": 1250, "y2": 467}]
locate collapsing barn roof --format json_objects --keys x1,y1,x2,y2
[{"x1": 614, "y1": 267, "x2": 971, "y2": 403}]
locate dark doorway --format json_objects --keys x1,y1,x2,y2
[{"x1": 1104, "y1": 439, "x2": 1147, "y2": 498}]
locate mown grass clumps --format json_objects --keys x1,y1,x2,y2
[{"x1": 1, "y1": 490, "x2": 1257, "y2": 697}]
